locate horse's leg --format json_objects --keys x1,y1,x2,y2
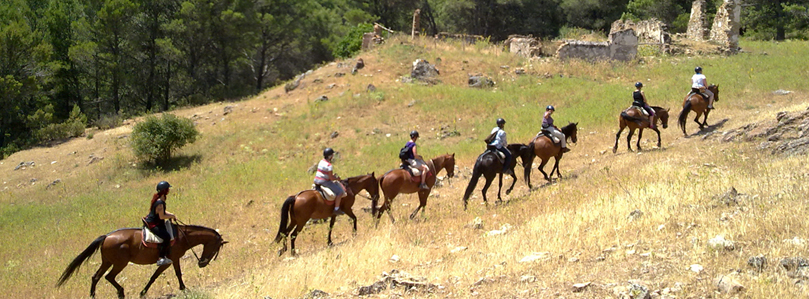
[
  {"x1": 537, "y1": 158, "x2": 550, "y2": 181},
  {"x1": 506, "y1": 168, "x2": 517, "y2": 195},
  {"x1": 524, "y1": 155, "x2": 535, "y2": 189},
  {"x1": 90, "y1": 261, "x2": 112, "y2": 298},
  {"x1": 553, "y1": 155, "x2": 562, "y2": 179},
  {"x1": 481, "y1": 173, "x2": 495, "y2": 204},
  {"x1": 385, "y1": 197, "x2": 396, "y2": 224},
  {"x1": 345, "y1": 209, "x2": 358, "y2": 235},
  {"x1": 409, "y1": 191, "x2": 428, "y2": 220},
  {"x1": 693, "y1": 111, "x2": 704, "y2": 130},
  {"x1": 278, "y1": 220, "x2": 297, "y2": 256},
  {"x1": 653, "y1": 127, "x2": 662, "y2": 148},
  {"x1": 497, "y1": 173, "x2": 503, "y2": 202},
  {"x1": 626, "y1": 128, "x2": 635, "y2": 152},
  {"x1": 702, "y1": 109, "x2": 710, "y2": 127},
  {"x1": 173, "y1": 261, "x2": 186, "y2": 290},
  {"x1": 290, "y1": 225, "x2": 304, "y2": 256},
  {"x1": 103, "y1": 262, "x2": 128, "y2": 299},
  {"x1": 613, "y1": 124, "x2": 625, "y2": 153},
  {"x1": 327, "y1": 216, "x2": 336, "y2": 246},
  {"x1": 139, "y1": 264, "x2": 172, "y2": 297},
  {"x1": 636, "y1": 128, "x2": 644, "y2": 151}
]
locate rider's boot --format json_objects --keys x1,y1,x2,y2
[{"x1": 561, "y1": 147, "x2": 571, "y2": 153}]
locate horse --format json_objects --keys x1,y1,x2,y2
[
  {"x1": 613, "y1": 106, "x2": 670, "y2": 153},
  {"x1": 678, "y1": 84, "x2": 720, "y2": 136},
  {"x1": 523, "y1": 122, "x2": 578, "y2": 188},
  {"x1": 461, "y1": 143, "x2": 528, "y2": 210},
  {"x1": 274, "y1": 173, "x2": 379, "y2": 256},
  {"x1": 373, "y1": 154, "x2": 456, "y2": 225},
  {"x1": 56, "y1": 225, "x2": 226, "y2": 298}
]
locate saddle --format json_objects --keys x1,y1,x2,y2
[
  {"x1": 313, "y1": 184, "x2": 338, "y2": 203},
  {"x1": 537, "y1": 130, "x2": 561, "y2": 145},
  {"x1": 626, "y1": 105, "x2": 649, "y2": 116},
  {"x1": 481, "y1": 148, "x2": 506, "y2": 164},
  {"x1": 688, "y1": 88, "x2": 708, "y2": 102},
  {"x1": 400, "y1": 164, "x2": 432, "y2": 183},
  {"x1": 141, "y1": 219, "x2": 176, "y2": 248}
]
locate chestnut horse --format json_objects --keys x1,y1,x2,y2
[
  {"x1": 274, "y1": 173, "x2": 379, "y2": 255},
  {"x1": 613, "y1": 106, "x2": 670, "y2": 153},
  {"x1": 523, "y1": 122, "x2": 578, "y2": 188},
  {"x1": 678, "y1": 84, "x2": 720, "y2": 136},
  {"x1": 56, "y1": 225, "x2": 226, "y2": 298},
  {"x1": 373, "y1": 154, "x2": 456, "y2": 225},
  {"x1": 462, "y1": 143, "x2": 528, "y2": 210}
]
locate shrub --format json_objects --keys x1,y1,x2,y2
[
  {"x1": 94, "y1": 113, "x2": 123, "y2": 129},
  {"x1": 32, "y1": 105, "x2": 87, "y2": 142},
  {"x1": 131, "y1": 114, "x2": 199, "y2": 165},
  {"x1": 333, "y1": 23, "x2": 375, "y2": 59}
]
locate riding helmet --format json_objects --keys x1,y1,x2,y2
[
  {"x1": 635, "y1": 82, "x2": 643, "y2": 88},
  {"x1": 156, "y1": 181, "x2": 171, "y2": 192},
  {"x1": 546, "y1": 105, "x2": 555, "y2": 111},
  {"x1": 410, "y1": 130, "x2": 419, "y2": 138},
  {"x1": 323, "y1": 147, "x2": 335, "y2": 158},
  {"x1": 695, "y1": 66, "x2": 702, "y2": 73},
  {"x1": 496, "y1": 118, "x2": 506, "y2": 125}
]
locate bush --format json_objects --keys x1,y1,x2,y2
[
  {"x1": 33, "y1": 105, "x2": 87, "y2": 142},
  {"x1": 333, "y1": 23, "x2": 375, "y2": 59},
  {"x1": 94, "y1": 113, "x2": 123, "y2": 129},
  {"x1": 131, "y1": 114, "x2": 199, "y2": 164}
]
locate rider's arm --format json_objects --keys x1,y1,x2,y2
[
  {"x1": 412, "y1": 144, "x2": 421, "y2": 159},
  {"x1": 701, "y1": 77, "x2": 708, "y2": 87},
  {"x1": 641, "y1": 90, "x2": 648, "y2": 104},
  {"x1": 543, "y1": 111, "x2": 551, "y2": 119},
  {"x1": 156, "y1": 203, "x2": 176, "y2": 220}
]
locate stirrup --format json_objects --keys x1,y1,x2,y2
[
  {"x1": 419, "y1": 183, "x2": 429, "y2": 190},
  {"x1": 157, "y1": 257, "x2": 173, "y2": 266},
  {"x1": 561, "y1": 147, "x2": 571, "y2": 153}
]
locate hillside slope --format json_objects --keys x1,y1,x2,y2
[{"x1": 3, "y1": 36, "x2": 809, "y2": 298}]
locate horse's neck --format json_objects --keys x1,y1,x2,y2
[
  {"x1": 428, "y1": 157, "x2": 441, "y2": 173},
  {"x1": 181, "y1": 226, "x2": 215, "y2": 246},
  {"x1": 346, "y1": 177, "x2": 366, "y2": 193}
]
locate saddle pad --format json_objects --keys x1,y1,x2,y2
[
  {"x1": 627, "y1": 105, "x2": 649, "y2": 116},
  {"x1": 409, "y1": 166, "x2": 422, "y2": 177},
  {"x1": 141, "y1": 228, "x2": 176, "y2": 248}
]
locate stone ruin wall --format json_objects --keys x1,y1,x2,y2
[
  {"x1": 504, "y1": 35, "x2": 542, "y2": 58},
  {"x1": 556, "y1": 29, "x2": 638, "y2": 62},
  {"x1": 710, "y1": 0, "x2": 741, "y2": 50},
  {"x1": 611, "y1": 19, "x2": 670, "y2": 52},
  {"x1": 687, "y1": 0, "x2": 710, "y2": 41}
]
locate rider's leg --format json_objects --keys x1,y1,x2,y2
[
  {"x1": 646, "y1": 106, "x2": 656, "y2": 129},
  {"x1": 500, "y1": 147, "x2": 513, "y2": 175},
  {"x1": 333, "y1": 182, "x2": 345, "y2": 214},
  {"x1": 552, "y1": 128, "x2": 568, "y2": 150},
  {"x1": 705, "y1": 89, "x2": 715, "y2": 109},
  {"x1": 156, "y1": 227, "x2": 172, "y2": 265}
]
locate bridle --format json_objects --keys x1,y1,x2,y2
[{"x1": 173, "y1": 219, "x2": 223, "y2": 264}]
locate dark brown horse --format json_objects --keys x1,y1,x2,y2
[
  {"x1": 523, "y1": 123, "x2": 578, "y2": 188},
  {"x1": 613, "y1": 106, "x2": 670, "y2": 153},
  {"x1": 274, "y1": 173, "x2": 379, "y2": 255},
  {"x1": 678, "y1": 84, "x2": 720, "y2": 136},
  {"x1": 462, "y1": 143, "x2": 528, "y2": 210},
  {"x1": 373, "y1": 154, "x2": 456, "y2": 225},
  {"x1": 56, "y1": 225, "x2": 226, "y2": 298}
]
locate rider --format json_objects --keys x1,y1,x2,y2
[
  {"x1": 633, "y1": 82, "x2": 655, "y2": 129},
  {"x1": 144, "y1": 181, "x2": 176, "y2": 266},
  {"x1": 542, "y1": 106, "x2": 570, "y2": 153},
  {"x1": 315, "y1": 148, "x2": 347, "y2": 215},
  {"x1": 691, "y1": 66, "x2": 714, "y2": 109},
  {"x1": 402, "y1": 131, "x2": 430, "y2": 190},
  {"x1": 489, "y1": 118, "x2": 514, "y2": 176}
]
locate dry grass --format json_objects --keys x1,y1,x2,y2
[{"x1": 2, "y1": 36, "x2": 809, "y2": 299}]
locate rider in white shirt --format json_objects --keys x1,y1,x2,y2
[
  {"x1": 488, "y1": 118, "x2": 514, "y2": 176},
  {"x1": 691, "y1": 66, "x2": 714, "y2": 109}
]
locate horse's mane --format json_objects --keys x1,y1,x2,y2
[{"x1": 178, "y1": 224, "x2": 222, "y2": 238}]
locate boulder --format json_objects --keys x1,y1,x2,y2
[
  {"x1": 411, "y1": 59, "x2": 439, "y2": 82},
  {"x1": 468, "y1": 75, "x2": 495, "y2": 88}
]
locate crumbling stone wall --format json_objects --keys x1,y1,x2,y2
[
  {"x1": 557, "y1": 29, "x2": 637, "y2": 61},
  {"x1": 504, "y1": 35, "x2": 542, "y2": 58},
  {"x1": 434, "y1": 32, "x2": 484, "y2": 44},
  {"x1": 611, "y1": 19, "x2": 670, "y2": 52},
  {"x1": 710, "y1": 0, "x2": 741, "y2": 50},
  {"x1": 687, "y1": 0, "x2": 710, "y2": 41}
]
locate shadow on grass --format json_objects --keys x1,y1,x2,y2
[
  {"x1": 689, "y1": 118, "x2": 729, "y2": 138},
  {"x1": 138, "y1": 154, "x2": 202, "y2": 173}
]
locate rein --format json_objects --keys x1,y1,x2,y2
[{"x1": 173, "y1": 219, "x2": 202, "y2": 263}]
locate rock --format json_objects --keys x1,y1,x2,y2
[
  {"x1": 521, "y1": 275, "x2": 537, "y2": 283},
  {"x1": 568, "y1": 257, "x2": 579, "y2": 263},
  {"x1": 708, "y1": 235, "x2": 736, "y2": 251},
  {"x1": 312, "y1": 78, "x2": 323, "y2": 83},
  {"x1": 330, "y1": 131, "x2": 339, "y2": 139},
  {"x1": 468, "y1": 75, "x2": 495, "y2": 88},
  {"x1": 519, "y1": 252, "x2": 550, "y2": 263},
  {"x1": 465, "y1": 217, "x2": 484, "y2": 230},
  {"x1": 629, "y1": 283, "x2": 652, "y2": 299},
  {"x1": 774, "y1": 89, "x2": 793, "y2": 95},
  {"x1": 714, "y1": 187, "x2": 741, "y2": 206},
  {"x1": 714, "y1": 274, "x2": 745, "y2": 294},
  {"x1": 367, "y1": 84, "x2": 376, "y2": 92},
  {"x1": 485, "y1": 223, "x2": 511, "y2": 236},
  {"x1": 748, "y1": 255, "x2": 767, "y2": 271},
  {"x1": 14, "y1": 161, "x2": 35, "y2": 170},
  {"x1": 627, "y1": 209, "x2": 643, "y2": 221},
  {"x1": 326, "y1": 83, "x2": 336, "y2": 89},
  {"x1": 515, "y1": 68, "x2": 526, "y2": 75},
  {"x1": 87, "y1": 155, "x2": 104, "y2": 165},
  {"x1": 411, "y1": 59, "x2": 439, "y2": 81},
  {"x1": 783, "y1": 237, "x2": 807, "y2": 246},
  {"x1": 780, "y1": 257, "x2": 809, "y2": 271},
  {"x1": 689, "y1": 264, "x2": 704, "y2": 273},
  {"x1": 450, "y1": 246, "x2": 467, "y2": 253},
  {"x1": 352, "y1": 58, "x2": 365, "y2": 75},
  {"x1": 284, "y1": 74, "x2": 304, "y2": 93},
  {"x1": 46, "y1": 179, "x2": 62, "y2": 189},
  {"x1": 407, "y1": 100, "x2": 416, "y2": 107},
  {"x1": 572, "y1": 282, "x2": 591, "y2": 292},
  {"x1": 357, "y1": 280, "x2": 387, "y2": 295},
  {"x1": 315, "y1": 95, "x2": 329, "y2": 102},
  {"x1": 390, "y1": 255, "x2": 400, "y2": 263},
  {"x1": 303, "y1": 289, "x2": 330, "y2": 299},
  {"x1": 334, "y1": 72, "x2": 345, "y2": 77}
]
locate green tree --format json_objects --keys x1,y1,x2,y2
[
  {"x1": 131, "y1": 113, "x2": 198, "y2": 164},
  {"x1": 561, "y1": 0, "x2": 630, "y2": 31},
  {"x1": 743, "y1": 0, "x2": 809, "y2": 40}
]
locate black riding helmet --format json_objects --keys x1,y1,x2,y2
[
  {"x1": 410, "y1": 130, "x2": 419, "y2": 138},
  {"x1": 546, "y1": 105, "x2": 555, "y2": 111},
  {"x1": 635, "y1": 82, "x2": 643, "y2": 88},
  {"x1": 323, "y1": 148, "x2": 335, "y2": 158},
  {"x1": 496, "y1": 118, "x2": 506, "y2": 125},
  {"x1": 695, "y1": 66, "x2": 702, "y2": 73},
  {"x1": 156, "y1": 181, "x2": 171, "y2": 192}
]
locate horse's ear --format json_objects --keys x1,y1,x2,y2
[
  {"x1": 371, "y1": 171, "x2": 375, "y2": 177},
  {"x1": 666, "y1": 108, "x2": 670, "y2": 112},
  {"x1": 451, "y1": 153, "x2": 455, "y2": 158},
  {"x1": 222, "y1": 241, "x2": 229, "y2": 245}
]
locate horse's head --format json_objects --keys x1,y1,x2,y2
[
  {"x1": 346, "y1": 173, "x2": 379, "y2": 202},
  {"x1": 197, "y1": 228, "x2": 227, "y2": 268},
  {"x1": 563, "y1": 122, "x2": 578, "y2": 143},
  {"x1": 441, "y1": 153, "x2": 455, "y2": 178},
  {"x1": 708, "y1": 84, "x2": 719, "y2": 102},
  {"x1": 654, "y1": 107, "x2": 670, "y2": 129}
]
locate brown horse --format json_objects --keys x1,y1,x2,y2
[
  {"x1": 56, "y1": 225, "x2": 226, "y2": 298},
  {"x1": 523, "y1": 123, "x2": 578, "y2": 188},
  {"x1": 373, "y1": 154, "x2": 456, "y2": 225},
  {"x1": 274, "y1": 173, "x2": 379, "y2": 255},
  {"x1": 461, "y1": 143, "x2": 528, "y2": 210},
  {"x1": 613, "y1": 106, "x2": 670, "y2": 153},
  {"x1": 678, "y1": 84, "x2": 720, "y2": 136}
]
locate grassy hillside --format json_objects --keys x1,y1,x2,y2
[{"x1": 2, "y1": 35, "x2": 809, "y2": 298}]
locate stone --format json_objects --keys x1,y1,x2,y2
[
  {"x1": 390, "y1": 255, "x2": 400, "y2": 263},
  {"x1": 367, "y1": 84, "x2": 376, "y2": 92},
  {"x1": 515, "y1": 68, "x2": 526, "y2": 75},
  {"x1": 315, "y1": 95, "x2": 329, "y2": 102},
  {"x1": 609, "y1": 29, "x2": 639, "y2": 61},
  {"x1": 46, "y1": 179, "x2": 62, "y2": 189},
  {"x1": 284, "y1": 74, "x2": 304, "y2": 93},
  {"x1": 708, "y1": 235, "x2": 735, "y2": 251},
  {"x1": 709, "y1": 0, "x2": 742, "y2": 51},
  {"x1": 334, "y1": 72, "x2": 345, "y2": 77},
  {"x1": 747, "y1": 255, "x2": 767, "y2": 271},
  {"x1": 358, "y1": 280, "x2": 387, "y2": 295},
  {"x1": 411, "y1": 59, "x2": 439, "y2": 81},
  {"x1": 627, "y1": 209, "x2": 644, "y2": 221},
  {"x1": 485, "y1": 224, "x2": 511, "y2": 236},
  {"x1": 468, "y1": 75, "x2": 495, "y2": 88},
  {"x1": 223, "y1": 105, "x2": 234, "y2": 115},
  {"x1": 521, "y1": 275, "x2": 537, "y2": 283},
  {"x1": 572, "y1": 282, "x2": 591, "y2": 292},
  {"x1": 330, "y1": 131, "x2": 339, "y2": 139},
  {"x1": 780, "y1": 257, "x2": 809, "y2": 271},
  {"x1": 451, "y1": 246, "x2": 467, "y2": 253},
  {"x1": 629, "y1": 283, "x2": 651, "y2": 299},
  {"x1": 689, "y1": 264, "x2": 704, "y2": 273},
  {"x1": 14, "y1": 161, "x2": 35, "y2": 170},
  {"x1": 611, "y1": 18, "x2": 670, "y2": 52},
  {"x1": 774, "y1": 89, "x2": 793, "y2": 95},
  {"x1": 687, "y1": 0, "x2": 710, "y2": 41},
  {"x1": 714, "y1": 273, "x2": 745, "y2": 294},
  {"x1": 326, "y1": 83, "x2": 336, "y2": 89},
  {"x1": 407, "y1": 100, "x2": 416, "y2": 107},
  {"x1": 312, "y1": 78, "x2": 323, "y2": 83},
  {"x1": 466, "y1": 217, "x2": 484, "y2": 229},
  {"x1": 504, "y1": 35, "x2": 542, "y2": 58},
  {"x1": 519, "y1": 252, "x2": 550, "y2": 263}
]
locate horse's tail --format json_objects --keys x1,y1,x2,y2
[
  {"x1": 56, "y1": 235, "x2": 106, "y2": 287},
  {"x1": 620, "y1": 112, "x2": 645, "y2": 126},
  {"x1": 274, "y1": 196, "x2": 295, "y2": 243},
  {"x1": 678, "y1": 100, "x2": 692, "y2": 135}
]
